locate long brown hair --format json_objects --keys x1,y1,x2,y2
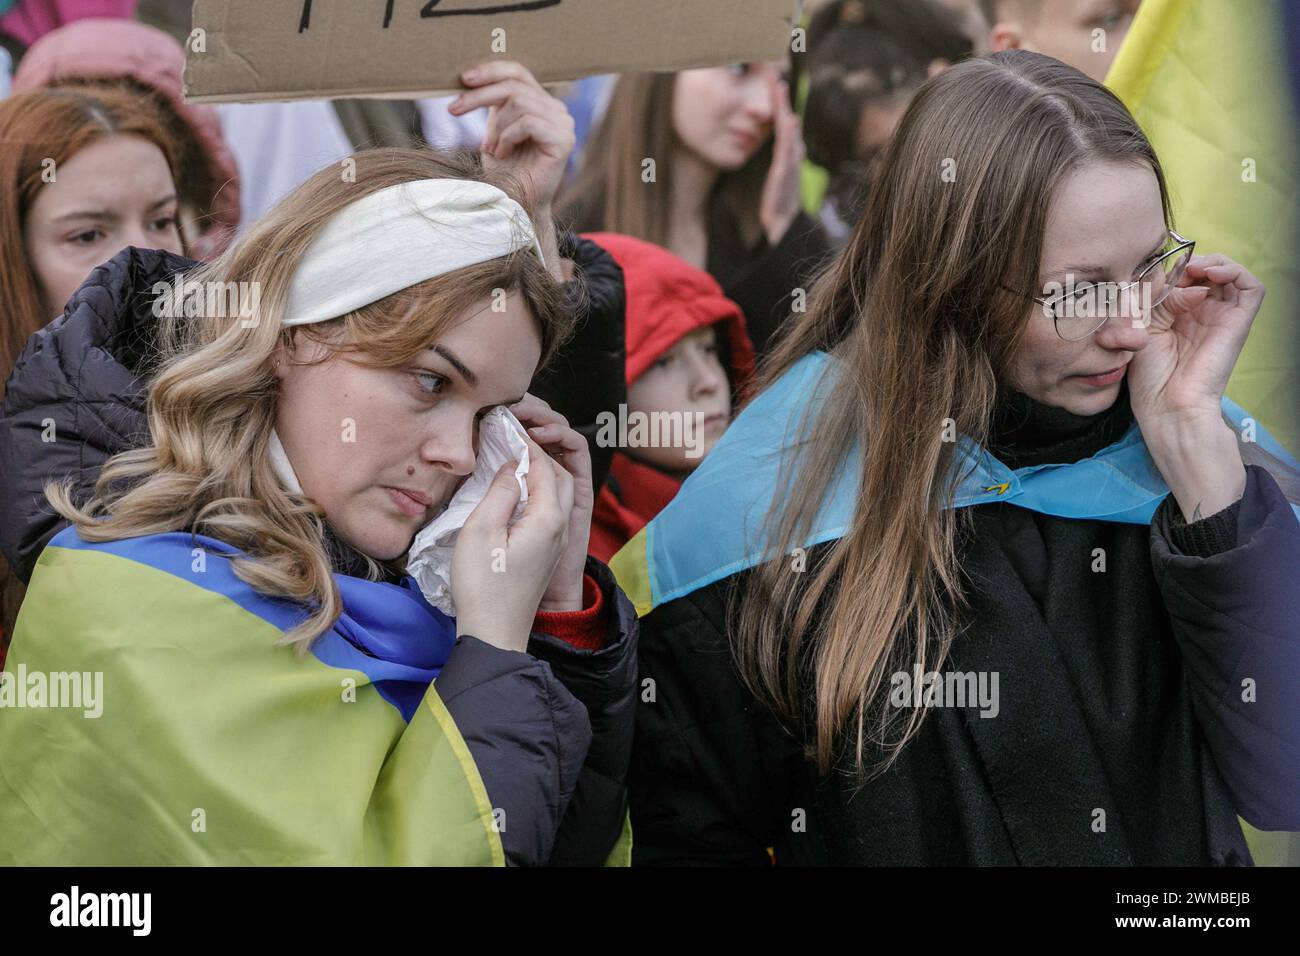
[
  {"x1": 46, "y1": 148, "x2": 572, "y2": 650},
  {"x1": 558, "y1": 72, "x2": 773, "y2": 253},
  {"x1": 734, "y1": 50, "x2": 1173, "y2": 777},
  {"x1": 0, "y1": 83, "x2": 181, "y2": 397}
]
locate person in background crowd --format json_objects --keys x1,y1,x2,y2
[
  {"x1": 580, "y1": 232, "x2": 754, "y2": 563},
  {"x1": 982, "y1": 0, "x2": 1142, "y2": 81},
  {"x1": 622, "y1": 50, "x2": 1300, "y2": 865},
  {"x1": 12, "y1": 17, "x2": 240, "y2": 259},
  {"x1": 0, "y1": 69, "x2": 638, "y2": 863},
  {"x1": 934, "y1": 0, "x2": 994, "y2": 52},
  {"x1": 0, "y1": 83, "x2": 181, "y2": 372},
  {"x1": 802, "y1": 0, "x2": 974, "y2": 244},
  {"x1": 559, "y1": 62, "x2": 832, "y2": 359},
  {"x1": 0, "y1": 82, "x2": 182, "y2": 656}
]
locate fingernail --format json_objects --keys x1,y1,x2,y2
[{"x1": 463, "y1": 68, "x2": 481, "y2": 81}]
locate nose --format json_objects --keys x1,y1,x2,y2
[
  {"x1": 1091, "y1": 291, "x2": 1150, "y2": 353},
  {"x1": 685, "y1": 347, "x2": 726, "y2": 400},
  {"x1": 420, "y1": 412, "x2": 477, "y2": 478},
  {"x1": 118, "y1": 224, "x2": 152, "y2": 252},
  {"x1": 742, "y1": 67, "x2": 776, "y2": 123}
]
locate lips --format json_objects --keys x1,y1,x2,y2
[
  {"x1": 1072, "y1": 364, "x2": 1128, "y2": 387},
  {"x1": 392, "y1": 487, "x2": 432, "y2": 507},
  {"x1": 385, "y1": 486, "x2": 432, "y2": 519}
]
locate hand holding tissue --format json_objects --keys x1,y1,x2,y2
[{"x1": 407, "y1": 406, "x2": 530, "y2": 616}]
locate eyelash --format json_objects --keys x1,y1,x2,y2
[
  {"x1": 653, "y1": 342, "x2": 717, "y2": 369},
  {"x1": 411, "y1": 370, "x2": 490, "y2": 421},
  {"x1": 66, "y1": 216, "x2": 178, "y2": 246},
  {"x1": 413, "y1": 370, "x2": 448, "y2": 394}
]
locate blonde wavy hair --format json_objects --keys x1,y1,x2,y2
[{"x1": 47, "y1": 148, "x2": 573, "y2": 649}]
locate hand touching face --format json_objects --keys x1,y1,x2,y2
[{"x1": 274, "y1": 293, "x2": 542, "y2": 561}]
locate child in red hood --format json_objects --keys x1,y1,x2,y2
[{"x1": 581, "y1": 232, "x2": 755, "y2": 563}]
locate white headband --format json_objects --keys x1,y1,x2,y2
[{"x1": 282, "y1": 178, "x2": 545, "y2": 327}]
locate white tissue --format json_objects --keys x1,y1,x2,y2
[{"x1": 406, "y1": 405, "x2": 530, "y2": 616}]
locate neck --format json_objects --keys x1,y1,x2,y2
[
  {"x1": 988, "y1": 382, "x2": 1134, "y2": 470},
  {"x1": 668, "y1": 147, "x2": 720, "y2": 222}
]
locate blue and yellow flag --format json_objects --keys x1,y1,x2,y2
[
  {"x1": 1107, "y1": 0, "x2": 1300, "y2": 457},
  {"x1": 0, "y1": 526, "x2": 504, "y2": 865}
]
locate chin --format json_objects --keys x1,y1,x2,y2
[
  {"x1": 1060, "y1": 383, "x2": 1123, "y2": 416},
  {"x1": 341, "y1": 521, "x2": 413, "y2": 563},
  {"x1": 709, "y1": 148, "x2": 751, "y2": 172}
]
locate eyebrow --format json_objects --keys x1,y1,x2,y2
[
  {"x1": 431, "y1": 344, "x2": 526, "y2": 407},
  {"x1": 433, "y1": 345, "x2": 478, "y2": 387},
  {"x1": 52, "y1": 196, "x2": 179, "y2": 224},
  {"x1": 1044, "y1": 231, "x2": 1169, "y2": 281}
]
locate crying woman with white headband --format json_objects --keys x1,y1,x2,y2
[{"x1": 0, "y1": 62, "x2": 638, "y2": 867}]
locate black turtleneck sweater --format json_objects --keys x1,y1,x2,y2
[{"x1": 630, "y1": 381, "x2": 1300, "y2": 866}]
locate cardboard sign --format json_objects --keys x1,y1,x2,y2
[{"x1": 184, "y1": 0, "x2": 798, "y2": 104}]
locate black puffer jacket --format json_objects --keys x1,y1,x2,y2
[
  {"x1": 533, "y1": 230, "x2": 626, "y2": 491},
  {"x1": 0, "y1": 244, "x2": 638, "y2": 866}
]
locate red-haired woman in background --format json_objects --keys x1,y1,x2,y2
[{"x1": 0, "y1": 81, "x2": 183, "y2": 655}]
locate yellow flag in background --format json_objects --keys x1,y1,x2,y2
[
  {"x1": 1111, "y1": 0, "x2": 1300, "y2": 868},
  {"x1": 1107, "y1": 0, "x2": 1300, "y2": 457}
]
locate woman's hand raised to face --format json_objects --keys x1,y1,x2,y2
[
  {"x1": 1127, "y1": 253, "x2": 1265, "y2": 432},
  {"x1": 1127, "y1": 253, "x2": 1264, "y2": 522},
  {"x1": 449, "y1": 394, "x2": 594, "y2": 652},
  {"x1": 758, "y1": 68, "x2": 806, "y2": 247},
  {"x1": 451, "y1": 424, "x2": 575, "y2": 653},
  {"x1": 508, "y1": 393, "x2": 594, "y2": 614}
]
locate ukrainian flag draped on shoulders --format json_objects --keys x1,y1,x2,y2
[
  {"x1": 0, "y1": 526, "x2": 504, "y2": 865},
  {"x1": 610, "y1": 351, "x2": 1300, "y2": 619}
]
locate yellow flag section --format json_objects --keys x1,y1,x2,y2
[
  {"x1": 1107, "y1": 0, "x2": 1300, "y2": 457},
  {"x1": 0, "y1": 536, "x2": 504, "y2": 866}
]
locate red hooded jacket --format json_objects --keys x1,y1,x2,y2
[{"x1": 581, "y1": 232, "x2": 755, "y2": 563}]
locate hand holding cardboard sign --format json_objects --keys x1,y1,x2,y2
[{"x1": 449, "y1": 60, "x2": 576, "y2": 218}]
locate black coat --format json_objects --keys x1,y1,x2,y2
[
  {"x1": 533, "y1": 230, "x2": 626, "y2": 492},
  {"x1": 703, "y1": 206, "x2": 833, "y2": 359},
  {"x1": 0, "y1": 245, "x2": 639, "y2": 866},
  {"x1": 630, "y1": 388, "x2": 1300, "y2": 865}
]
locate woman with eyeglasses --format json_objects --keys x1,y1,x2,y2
[{"x1": 616, "y1": 49, "x2": 1300, "y2": 865}]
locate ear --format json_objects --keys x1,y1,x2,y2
[
  {"x1": 272, "y1": 332, "x2": 295, "y2": 383},
  {"x1": 989, "y1": 22, "x2": 1027, "y2": 52}
]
